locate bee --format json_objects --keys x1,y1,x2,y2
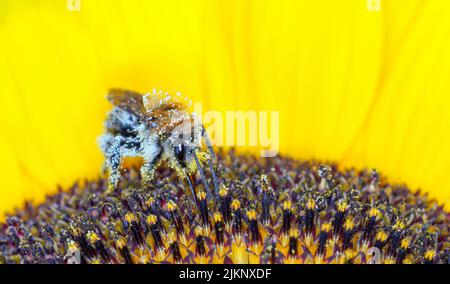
[{"x1": 98, "y1": 88, "x2": 218, "y2": 205}]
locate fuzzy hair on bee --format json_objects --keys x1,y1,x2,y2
[{"x1": 98, "y1": 88, "x2": 218, "y2": 205}]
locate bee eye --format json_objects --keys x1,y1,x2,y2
[{"x1": 174, "y1": 144, "x2": 186, "y2": 165}]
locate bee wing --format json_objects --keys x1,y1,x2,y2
[{"x1": 107, "y1": 88, "x2": 147, "y2": 119}]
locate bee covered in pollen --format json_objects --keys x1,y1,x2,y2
[{"x1": 98, "y1": 88, "x2": 218, "y2": 205}]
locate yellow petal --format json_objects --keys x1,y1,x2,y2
[{"x1": 0, "y1": 0, "x2": 449, "y2": 215}]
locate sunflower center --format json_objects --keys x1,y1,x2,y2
[{"x1": 0, "y1": 149, "x2": 449, "y2": 264}]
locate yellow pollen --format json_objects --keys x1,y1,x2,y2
[
  {"x1": 124, "y1": 212, "x2": 136, "y2": 223},
  {"x1": 425, "y1": 250, "x2": 435, "y2": 260},
  {"x1": 375, "y1": 230, "x2": 388, "y2": 242},
  {"x1": 400, "y1": 237, "x2": 411, "y2": 250},
  {"x1": 67, "y1": 240, "x2": 78, "y2": 251},
  {"x1": 219, "y1": 185, "x2": 228, "y2": 197},
  {"x1": 289, "y1": 228, "x2": 299, "y2": 238},
  {"x1": 337, "y1": 201, "x2": 348, "y2": 212},
  {"x1": 231, "y1": 199, "x2": 241, "y2": 210},
  {"x1": 146, "y1": 214, "x2": 157, "y2": 226},
  {"x1": 145, "y1": 197, "x2": 155, "y2": 207},
  {"x1": 69, "y1": 223, "x2": 81, "y2": 235},
  {"x1": 260, "y1": 175, "x2": 270, "y2": 191},
  {"x1": 167, "y1": 230, "x2": 177, "y2": 243},
  {"x1": 195, "y1": 226, "x2": 205, "y2": 237},
  {"x1": 306, "y1": 198, "x2": 315, "y2": 210},
  {"x1": 197, "y1": 190, "x2": 207, "y2": 200},
  {"x1": 246, "y1": 209, "x2": 257, "y2": 220},
  {"x1": 403, "y1": 257, "x2": 414, "y2": 264},
  {"x1": 283, "y1": 200, "x2": 292, "y2": 211},
  {"x1": 167, "y1": 200, "x2": 177, "y2": 211},
  {"x1": 343, "y1": 217, "x2": 355, "y2": 231},
  {"x1": 321, "y1": 222, "x2": 332, "y2": 232},
  {"x1": 86, "y1": 231, "x2": 100, "y2": 244},
  {"x1": 116, "y1": 238, "x2": 127, "y2": 249},
  {"x1": 369, "y1": 208, "x2": 380, "y2": 218},
  {"x1": 426, "y1": 226, "x2": 439, "y2": 234},
  {"x1": 344, "y1": 249, "x2": 355, "y2": 260},
  {"x1": 393, "y1": 220, "x2": 405, "y2": 230},
  {"x1": 214, "y1": 212, "x2": 223, "y2": 223}
]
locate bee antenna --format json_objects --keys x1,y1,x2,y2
[
  {"x1": 184, "y1": 172, "x2": 199, "y2": 209},
  {"x1": 202, "y1": 126, "x2": 216, "y2": 161},
  {"x1": 207, "y1": 158, "x2": 219, "y2": 198},
  {"x1": 201, "y1": 126, "x2": 219, "y2": 197},
  {"x1": 192, "y1": 150, "x2": 214, "y2": 199}
]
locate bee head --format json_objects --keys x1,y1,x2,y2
[{"x1": 167, "y1": 119, "x2": 204, "y2": 173}]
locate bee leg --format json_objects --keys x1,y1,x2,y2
[
  {"x1": 141, "y1": 142, "x2": 161, "y2": 187},
  {"x1": 192, "y1": 150, "x2": 214, "y2": 200},
  {"x1": 99, "y1": 133, "x2": 119, "y2": 191},
  {"x1": 140, "y1": 161, "x2": 156, "y2": 188},
  {"x1": 105, "y1": 145, "x2": 122, "y2": 192},
  {"x1": 104, "y1": 135, "x2": 142, "y2": 192}
]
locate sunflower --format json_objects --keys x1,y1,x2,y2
[{"x1": 0, "y1": 0, "x2": 449, "y2": 264}]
